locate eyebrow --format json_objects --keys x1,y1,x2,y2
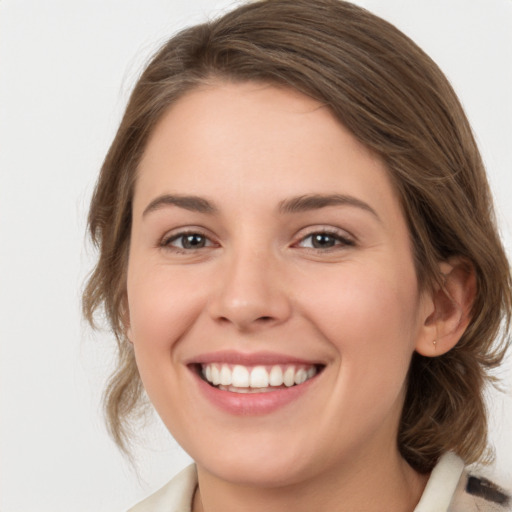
[
  {"x1": 142, "y1": 194, "x2": 218, "y2": 217},
  {"x1": 278, "y1": 193, "x2": 380, "y2": 220},
  {"x1": 142, "y1": 192, "x2": 380, "y2": 220}
]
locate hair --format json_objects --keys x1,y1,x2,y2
[{"x1": 83, "y1": 0, "x2": 511, "y2": 473}]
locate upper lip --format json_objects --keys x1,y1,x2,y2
[{"x1": 186, "y1": 350, "x2": 324, "y2": 367}]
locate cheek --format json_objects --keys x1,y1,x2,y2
[
  {"x1": 126, "y1": 261, "x2": 207, "y2": 355},
  {"x1": 126, "y1": 262, "x2": 210, "y2": 416},
  {"x1": 295, "y1": 259, "x2": 421, "y2": 357}
]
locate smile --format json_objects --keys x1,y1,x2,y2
[{"x1": 201, "y1": 363, "x2": 319, "y2": 393}]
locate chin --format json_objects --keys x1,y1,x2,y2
[
  {"x1": 189, "y1": 433, "x2": 329, "y2": 488},
  {"x1": 202, "y1": 457, "x2": 314, "y2": 488}
]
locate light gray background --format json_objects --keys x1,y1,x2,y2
[{"x1": 1, "y1": 1, "x2": 511, "y2": 510}]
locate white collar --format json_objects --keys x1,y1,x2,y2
[
  {"x1": 128, "y1": 464, "x2": 197, "y2": 512},
  {"x1": 414, "y1": 452, "x2": 465, "y2": 512}
]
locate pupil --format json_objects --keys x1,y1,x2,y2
[
  {"x1": 313, "y1": 234, "x2": 335, "y2": 248},
  {"x1": 183, "y1": 234, "x2": 205, "y2": 249}
]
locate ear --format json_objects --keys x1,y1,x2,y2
[{"x1": 415, "y1": 258, "x2": 476, "y2": 357}]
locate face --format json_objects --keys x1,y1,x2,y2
[{"x1": 127, "y1": 82, "x2": 432, "y2": 487}]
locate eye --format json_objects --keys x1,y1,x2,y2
[
  {"x1": 297, "y1": 230, "x2": 354, "y2": 250},
  {"x1": 161, "y1": 231, "x2": 215, "y2": 251}
]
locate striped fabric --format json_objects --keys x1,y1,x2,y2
[{"x1": 449, "y1": 471, "x2": 511, "y2": 511}]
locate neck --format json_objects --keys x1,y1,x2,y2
[{"x1": 192, "y1": 447, "x2": 429, "y2": 512}]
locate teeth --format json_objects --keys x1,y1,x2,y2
[
  {"x1": 220, "y1": 364, "x2": 232, "y2": 386},
  {"x1": 201, "y1": 363, "x2": 318, "y2": 390},
  {"x1": 294, "y1": 368, "x2": 307, "y2": 385},
  {"x1": 283, "y1": 366, "x2": 295, "y2": 387},
  {"x1": 269, "y1": 366, "x2": 283, "y2": 386},
  {"x1": 232, "y1": 365, "x2": 249, "y2": 387},
  {"x1": 211, "y1": 365, "x2": 221, "y2": 385},
  {"x1": 250, "y1": 366, "x2": 269, "y2": 388}
]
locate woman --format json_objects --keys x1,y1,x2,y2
[{"x1": 83, "y1": 0, "x2": 512, "y2": 510}]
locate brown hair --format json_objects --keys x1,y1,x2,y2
[{"x1": 83, "y1": 0, "x2": 511, "y2": 473}]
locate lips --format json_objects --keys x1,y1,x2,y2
[{"x1": 188, "y1": 351, "x2": 324, "y2": 414}]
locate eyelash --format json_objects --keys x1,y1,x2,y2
[
  {"x1": 295, "y1": 229, "x2": 355, "y2": 250},
  {"x1": 160, "y1": 227, "x2": 355, "y2": 254},
  {"x1": 160, "y1": 230, "x2": 216, "y2": 253}
]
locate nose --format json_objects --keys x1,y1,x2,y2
[{"x1": 208, "y1": 246, "x2": 292, "y2": 332}]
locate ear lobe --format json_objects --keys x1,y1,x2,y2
[{"x1": 415, "y1": 258, "x2": 476, "y2": 357}]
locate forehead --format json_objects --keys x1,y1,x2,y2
[{"x1": 134, "y1": 81, "x2": 403, "y2": 226}]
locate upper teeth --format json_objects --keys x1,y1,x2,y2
[{"x1": 201, "y1": 363, "x2": 317, "y2": 389}]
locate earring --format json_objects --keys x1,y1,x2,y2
[{"x1": 433, "y1": 339, "x2": 437, "y2": 351}]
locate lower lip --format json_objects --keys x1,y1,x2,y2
[{"x1": 192, "y1": 369, "x2": 319, "y2": 415}]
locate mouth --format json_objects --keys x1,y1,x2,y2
[
  {"x1": 193, "y1": 362, "x2": 324, "y2": 394},
  {"x1": 188, "y1": 352, "x2": 326, "y2": 414}
]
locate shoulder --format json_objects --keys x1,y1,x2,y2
[{"x1": 127, "y1": 464, "x2": 197, "y2": 512}]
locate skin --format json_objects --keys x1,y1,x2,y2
[{"x1": 126, "y1": 82, "x2": 470, "y2": 511}]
